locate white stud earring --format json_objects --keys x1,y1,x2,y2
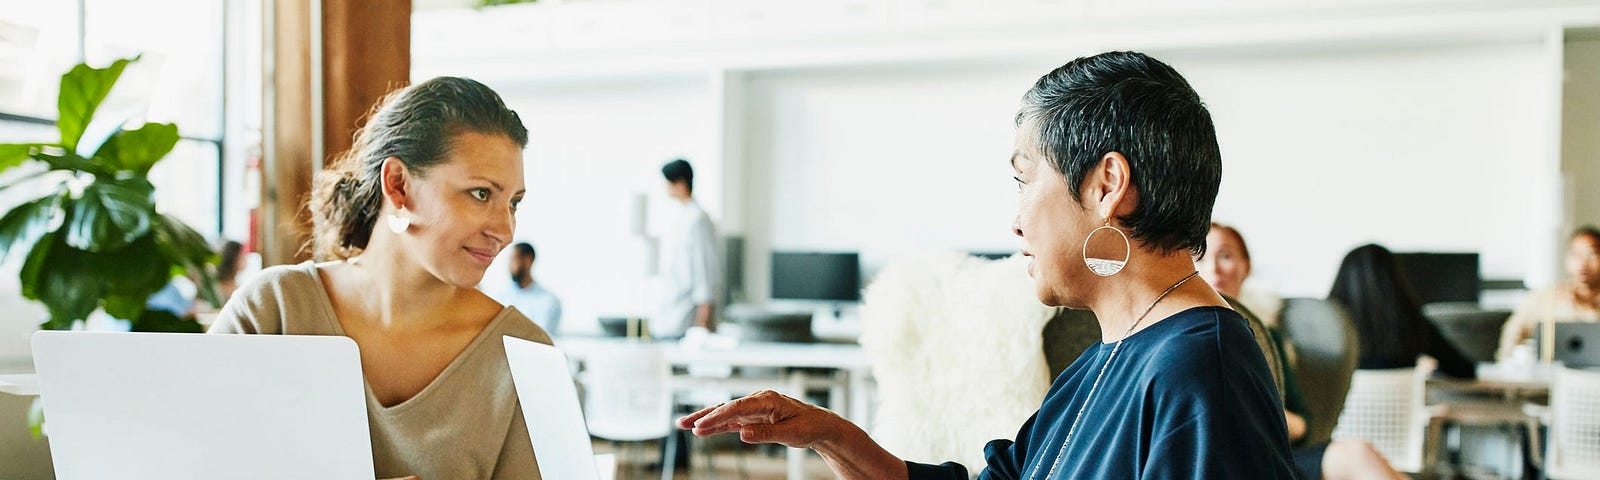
[{"x1": 386, "y1": 208, "x2": 412, "y2": 234}]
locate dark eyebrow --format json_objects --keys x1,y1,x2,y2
[{"x1": 469, "y1": 176, "x2": 524, "y2": 195}]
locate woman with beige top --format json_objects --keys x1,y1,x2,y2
[
  {"x1": 1497, "y1": 226, "x2": 1600, "y2": 361},
  {"x1": 210, "y1": 77, "x2": 548, "y2": 480}
]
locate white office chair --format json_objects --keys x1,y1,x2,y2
[
  {"x1": 581, "y1": 343, "x2": 678, "y2": 480},
  {"x1": 1331, "y1": 367, "x2": 1429, "y2": 473},
  {"x1": 1536, "y1": 365, "x2": 1600, "y2": 479}
]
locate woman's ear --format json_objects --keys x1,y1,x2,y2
[
  {"x1": 380, "y1": 157, "x2": 410, "y2": 211},
  {"x1": 1087, "y1": 152, "x2": 1135, "y2": 220}
]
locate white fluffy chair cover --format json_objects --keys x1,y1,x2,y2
[{"x1": 857, "y1": 252, "x2": 1056, "y2": 472}]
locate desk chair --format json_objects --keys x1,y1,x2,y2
[
  {"x1": 1528, "y1": 366, "x2": 1600, "y2": 479},
  {"x1": 1280, "y1": 298, "x2": 1360, "y2": 445},
  {"x1": 581, "y1": 343, "x2": 679, "y2": 480},
  {"x1": 1333, "y1": 367, "x2": 1430, "y2": 473}
]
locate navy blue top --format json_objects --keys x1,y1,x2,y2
[{"x1": 906, "y1": 306, "x2": 1297, "y2": 479}]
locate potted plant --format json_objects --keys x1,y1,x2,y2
[{"x1": 0, "y1": 56, "x2": 221, "y2": 335}]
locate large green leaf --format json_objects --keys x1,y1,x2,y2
[
  {"x1": 102, "y1": 293, "x2": 149, "y2": 322},
  {"x1": 23, "y1": 234, "x2": 103, "y2": 328},
  {"x1": 94, "y1": 123, "x2": 178, "y2": 174},
  {"x1": 0, "y1": 143, "x2": 46, "y2": 174},
  {"x1": 152, "y1": 214, "x2": 221, "y2": 308},
  {"x1": 64, "y1": 179, "x2": 154, "y2": 252},
  {"x1": 57, "y1": 57, "x2": 135, "y2": 151},
  {"x1": 0, "y1": 190, "x2": 64, "y2": 261},
  {"x1": 99, "y1": 232, "x2": 170, "y2": 299},
  {"x1": 131, "y1": 309, "x2": 202, "y2": 333}
]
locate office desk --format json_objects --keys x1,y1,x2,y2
[
  {"x1": 0, "y1": 374, "x2": 37, "y2": 396},
  {"x1": 556, "y1": 336, "x2": 873, "y2": 480}
]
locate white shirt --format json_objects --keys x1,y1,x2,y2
[
  {"x1": 652, "y1": 200, "x2": 720, "y2": 338},
  {"x1": 487, "y1": 281, "x2": 563, "y2": 335}
]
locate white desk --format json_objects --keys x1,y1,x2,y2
[
  {"x1": 556, "y1": 336, "x2": 873, "y2": 480},
  {"x1": 0, "y1": 374, "x2": 38, "y2": 396}
]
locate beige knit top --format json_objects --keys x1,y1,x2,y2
[{"x1": 209, "y1": 261, "x2": 549, "y2": 479}]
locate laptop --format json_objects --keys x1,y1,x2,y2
[
  {"x1": 31, "y1": 331, "x2": 375, "y2": 480},
  {"x1": 1543, "y1": 322, "x2": 1600, "y2": 368},
  {"x1": 503, "y1": 336, "x2": 615, "y2": 480}
]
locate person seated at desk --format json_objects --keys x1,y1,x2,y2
[
  {"x1": 210, "y1": 77, "x2": 550, "y2": 480},
  {"x1": 1200, "y1": 223, "x2": 1405, "y2": 480},
  {"x1": 485, "y1": 242, "x2": 562, "y2": 335},
  {"x1": 676, "y1": 51, "x2": 1297, "y2": 479},
  {"x1": 1496, "y1": 226, "x2": 1600, "y2": 361},
  {"x1": 1330, "y1": 244, "x2": 1476, "y2": 379}
]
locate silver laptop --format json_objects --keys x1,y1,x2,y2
[
  {"x1": 1545, "y1": 323, "x2": 1600, "y2": 368},
  {"x1": 31, "y1": 331, "x2": 375, "y2": 480},
  {"x1": 503, "y1": 335, "x2": 610, "y2": 480}
]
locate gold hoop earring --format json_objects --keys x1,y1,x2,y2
[{"x1": 1082, "y1": 222, "x2": 1130, "y2": 277}]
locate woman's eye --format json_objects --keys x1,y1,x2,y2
[
  {"x1": 1013, "y1": 176, "x2": 1024, "y2": 193},
  {"x1": 471, "y1": 188, "x2": 491, "y2": 201}
]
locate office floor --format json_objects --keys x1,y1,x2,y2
[{"x1": 592, "y1": 438, "x2": 836, "y2": 480}]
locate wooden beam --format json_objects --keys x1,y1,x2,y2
[{"x1": 262, "y1": 0, "x2": 409, "y2": 266}]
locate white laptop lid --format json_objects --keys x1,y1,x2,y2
[
  {"x1": 503, "y1": 335, "x2": 601, "y2": 480},
  {"x1": 31, "y1": 331, "x2": 375, "y2": 480}
]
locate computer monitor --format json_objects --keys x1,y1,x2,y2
[
  {"x1": 771, "y1": 251, "x2": 860, "y2": 302},
  {"x1": 1392, "y1": 252, "x2": 1480, "y2": 304}
]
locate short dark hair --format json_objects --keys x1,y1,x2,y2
[
  {"x1": 513, "y1": 242, "x2": 535, "y2": 259},
  {"x1": 1574, "y1": 225, "x2": 1600, "y2": 246},
  {"x1": 662, "y1": 158, "x2": 693, "y2": 192},
  {"x1": 1016, "y1": 51, "x2": 1221, "y2": 258}
]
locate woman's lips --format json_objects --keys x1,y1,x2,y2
[{"x1": 464, "y1": 247, "x2": 497, "y2": 265}]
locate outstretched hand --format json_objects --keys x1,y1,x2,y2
[{"x1": 676, "y1": 390, "x2": 843, "y2": 449}]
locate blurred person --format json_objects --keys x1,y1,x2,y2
[
  {"x1": 211, "y1": 77, "x2": 548, "y2": 480},
  {"x1": 653, "y1": 158, "x2": 720, "y2": 339},
  {"x1": 485, "y1": 242, "x2": 562, "y2": 334},
  {"x1": 1496, "y1": 226, "x2": 1600, "y2": 360},
  {"x1": 675, "y1": 51, "x2": 1296, "y2": 479},
  {"x1": 1329, "y1": 244, "x2": 1476, "y2": 379},
  {"x1": 1200, "y1": 224, "x2": 1406, "y2": 480}
]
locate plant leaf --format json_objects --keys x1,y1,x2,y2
[
  {"x1": 64, "y1": 179, "x2": 154, "y2": 252},
  {"x1": 25, "y1": 234, "x2": 104, "y2": 328},
  {"x1": 99, "y1": 232, "x2": 170, "y2": 299},
  {"x1": 57, "y1": 57, "x2": 136, "y2": 151},
  {"x1": 0, "y1": 190, "x2": 63, "y2": 262},
  {"x1": 94, "y1": 123, "x2": 178, "y2": 174},
  {"x1": 152, "y1": 214, "x2": 221, "y2": 308},
  {"x1": 28, "y1": 397, "x2": 44, "y2": 438},
  {"x1": 130, "y1": 309, "x2": 202, "y2": 333},
  {"x1": 0, "y1": 143, "x2": 46, "y2": 174},
  {"x1": 102, "y1": 293, "x2": 148, "y2": 322}
]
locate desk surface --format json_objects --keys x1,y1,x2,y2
[
  {"x1": 555, "y1": 336, "x2": 871, "y2": 370},
  {"x1": 0, "y1": 373, "x2": 39, "y2": 396}
]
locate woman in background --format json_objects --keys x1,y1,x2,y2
[
  {"x1": 1329, "y1": 244, "x2": 1476, "y2": 379},
  {"x1": 1200, "y1": 224, "x2": 1405, "y2": 480}
]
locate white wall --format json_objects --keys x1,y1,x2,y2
[
  {"x1": 742, "y1": 42, "x2": 1551, "y2": 299},
  {"x1": 742, "y1": 63, "x2": 1041, "y2": 301},
  {"x1": 1174, "y1": 42, "x2": 1548, "y2": 296},
  {"x1": 485, "y1": 77, "x2": 715, "y2": 334}
]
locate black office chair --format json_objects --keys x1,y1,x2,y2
[{"x1": 1279, "y1": 298, "x2": 1360, "y2": 446}]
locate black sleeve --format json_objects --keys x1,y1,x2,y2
[
  {"x1": 1423, "y1": 319, "x2": 1478, "y2": 379},
  {"x1": 906, "y1": 461, "x2": 968, "y2": 480}
]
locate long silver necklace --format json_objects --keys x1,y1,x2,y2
[{"x1": 1029, "y1": 271, "x2": 1201, "y2": 480}]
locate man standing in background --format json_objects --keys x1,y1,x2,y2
[
  {"x1": 487, "y1": 242, "x2": 563, "y2": 335},
  {"x1": 654, "y1": 158, "x2": 721, "y2": 339}
]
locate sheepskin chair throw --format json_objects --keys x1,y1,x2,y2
[{"x1": 858, "y1": 252, "x2": 1056, "y2": 470}]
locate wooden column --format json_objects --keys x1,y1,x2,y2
[{"x1": 262, "y1": 0, "x2": 410, "y2": 265}]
